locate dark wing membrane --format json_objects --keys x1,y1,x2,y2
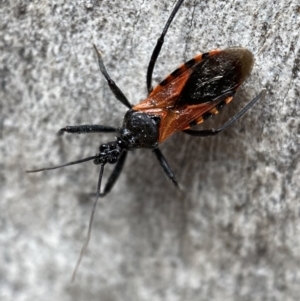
[{"x1": 176, "y1": 48, "x2": 254, "y2": 107}]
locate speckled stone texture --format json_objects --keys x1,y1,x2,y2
[{"x1": 1, "y1": 0, "x2": 299, "y2": 300}]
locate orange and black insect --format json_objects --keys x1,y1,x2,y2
[{"x1": 27, "y1": 0, "x2": 265, "y2": 279}]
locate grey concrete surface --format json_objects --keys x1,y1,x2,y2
[{"x1": 1, "y1": 0, "x2": 299, "y2": 300}]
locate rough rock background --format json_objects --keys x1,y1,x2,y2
[{"x1": 0, "y1": 0, "x2": 299, "y2": 300}]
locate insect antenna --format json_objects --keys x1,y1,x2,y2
[
  {"x1": 26, "y1": 156, "x2": 97, "y2": 173},
  {"x1": 71, "y1": 163, "x2": 105, "y2": 282}
]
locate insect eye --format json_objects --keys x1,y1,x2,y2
[{"x1": 99, "y1": 144, "x2": 108, "y2": 152}]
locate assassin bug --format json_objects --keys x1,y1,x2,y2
[{"x1": 27, "y1": 0, "x2": 265, "y2": 279}]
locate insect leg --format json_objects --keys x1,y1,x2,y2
[
  {"x1": 183, "y1": 90, "x2": 266, "y2": 137},
  {"x1": 153, "y1": 148, "x2": 179, "y2": 188},
  {"x1": 57, "y1": 125, "x2": 117, "y2": 135},
  {"x1": 100, "y1": 151, "x2": 128, "y2": 197},
  {"x1": 146, "y1": 0, "x2": 185, "y2": 94},
  {"x1": 93, "y1": 45, "x2": 132, "y2": 109}
]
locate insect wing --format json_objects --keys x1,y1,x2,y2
[
  {"x1": 176, "y1": 48, "x2": 254, "y2": 107},
  {"x1": 134, "y1": 48, "x2": 254, "y2": 142}
]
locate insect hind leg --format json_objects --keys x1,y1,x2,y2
[
  {"x1": 146, "y1": 0, "x2": 185, "y2": 94},
  {"x1": 183, "y1": 90, "x2": 266, "y2": 137}
]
